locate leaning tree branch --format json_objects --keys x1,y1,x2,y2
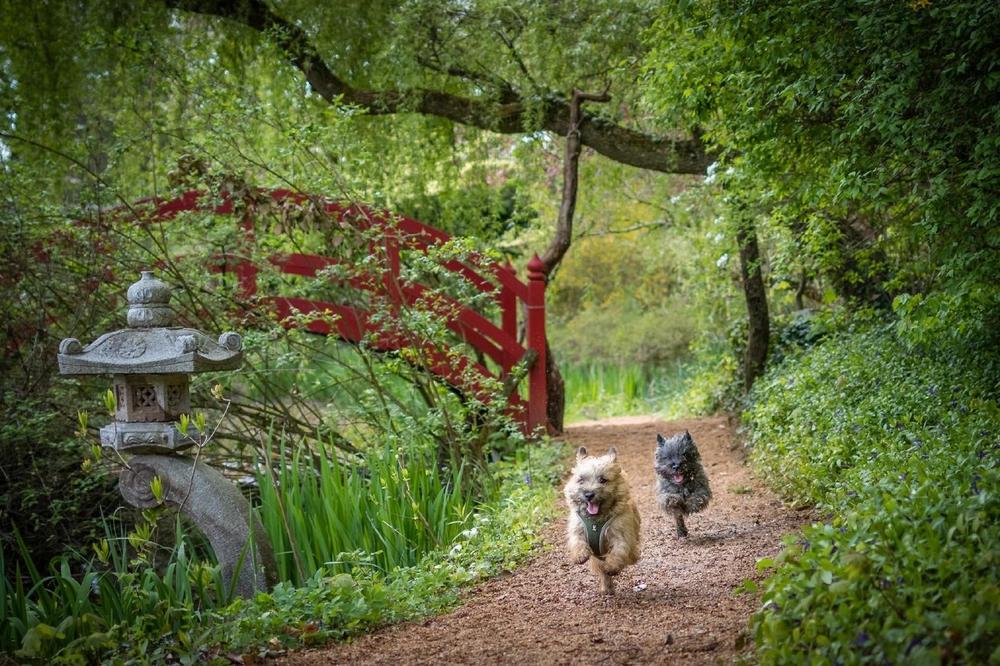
[
  {"x1": 163, "y1": 0, "x2": 714, "y2": 175},
  {"x1": 540, "y1": 89, "x2": 610, "y2": 273}
]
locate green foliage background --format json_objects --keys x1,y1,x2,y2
[{"x1": 2, "y1": 0, "x2": 1000, "y2": 663}]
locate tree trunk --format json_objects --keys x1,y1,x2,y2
[
  {"x1": 536, "y1": 90, "x2": 608, "y2": 433},
  {"x1": 735, "y1": 217, "x2": 770, "y2": 391},
  {"x1": 545, "y1": 339, "x2": 565, "y2": 434}
]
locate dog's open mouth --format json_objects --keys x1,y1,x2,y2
[
  {"x1": 671, "y1": 473, "x2": 685, "y2": 485},
  {"x1": 585, "y1": 501, "x2": 600, "y2": 515}
]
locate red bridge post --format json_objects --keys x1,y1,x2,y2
[
  {"x1": 236, "y1": 212, "x2": 258, "y2": 298},
  {"x1": 525, "y1": 254, "x2": 549, "y2": 435}
]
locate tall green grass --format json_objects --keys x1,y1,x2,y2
[
  {"x1": 562, "y1": 360, "x2": 695, "y2": 422},
  {"x1": 256, "y1": 437, "x2": 473, "y2": 584}
]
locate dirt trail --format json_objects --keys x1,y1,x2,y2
[{"x1": 284, "y1": 416, "x2": 807, "y2": 665}]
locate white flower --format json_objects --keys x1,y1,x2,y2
[
  {"x1": 705, "y1": 161, "x2": 719, "y2": 184},
  {"x1": 716, "y1": 253, "x2": 729, "y2": 268}
]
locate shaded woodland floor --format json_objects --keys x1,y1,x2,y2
[{"x1": 282, "y1": 415, "x2": 808, "y2": 665}]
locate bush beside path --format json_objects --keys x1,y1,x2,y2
[{"x1": 283, "y1": 416, "x2": 807, "y2": 665}]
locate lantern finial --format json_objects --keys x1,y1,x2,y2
[{"x1": 126, "y1": 271, "x2": 174, "y2": 327}]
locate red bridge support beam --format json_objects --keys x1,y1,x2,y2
[{"x1": 525, "y1": 254, "x2": 549, "y2": 435}]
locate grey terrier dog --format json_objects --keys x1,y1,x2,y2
[{"x1": 654, "y1": 431, "x2": 711, "y2": 537}]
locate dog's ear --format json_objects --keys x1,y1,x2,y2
[
  {"x1": 683, "y1": 430, "x2": 693, "y2": 443},
  {"x1": 656, "y1": 433, "x2": 666, "y2": 447},
  {"x1": 576, "y1": 446, "x2": 588, "y2": 461},
  {"x1": 607, "y1": 447, "x2": 618, "y2": 461}
]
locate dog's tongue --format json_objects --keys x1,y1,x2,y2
[
  {"x1": 586, "y1": 501, "x2": 600, "y2": 516},
  {"x1": 672, "y1": 473, "x2": 685, "y2": 484}
]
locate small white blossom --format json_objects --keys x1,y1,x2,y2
[{"x1": 705, "y1": 161, "x2": 719, "y2": 184}]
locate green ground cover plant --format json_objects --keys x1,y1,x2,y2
[
  {"x1": 744, "y1": 295, "x2": 1000, "y2": 664},
  {"x1": 1, "y1": 440, "x2": 565, "y2": 664}
]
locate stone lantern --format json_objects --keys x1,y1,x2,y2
[
  {"x1": 58, "y1": 271, "x2": 274, "y2": 597},
  {"x1": 58, "y1": 271, "x2": 243, "y2": 452}
]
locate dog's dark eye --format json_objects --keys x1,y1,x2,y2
[
  {"x1": 577, "y1": 476, "x2": 584, "y2": 483},
  {"x1": 598, "y1": 476, "x2": 608, "y2": 484}
]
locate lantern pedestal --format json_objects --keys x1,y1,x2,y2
[{"x1": 120, "y1": 455, "x2": 275, "y2": 598}]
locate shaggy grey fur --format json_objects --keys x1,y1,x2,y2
[{"x1": 654, "y1": 431, "x2": 712, "y2": 537}]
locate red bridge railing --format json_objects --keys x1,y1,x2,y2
[{"x1": 139, "y1": 189, "x2": 550, "y2": 434}]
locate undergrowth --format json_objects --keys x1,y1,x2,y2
[
  {"x1": 745, "y1": 293, "x2": 1000, "y2": 664},
  {"x1": 257, "y1": 436, "x2": 473, "y2": 584},
  {"x1": 1, "y1": 441, "x2": 565, "y2": 664}
]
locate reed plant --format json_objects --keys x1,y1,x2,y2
[
  {"x1": 256, "y1": 436, "x2": 473, "y2": 585},
  {"x1": 562, "y1": 361, "x2": 694, "y2": 422}
]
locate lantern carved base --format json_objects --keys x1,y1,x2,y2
[
  {"x1": 119, "y1": 455, "x2": 276, "y2": 598},
  {"x1": 100, "y1": 422, "x2": 200, "y2": 454}
]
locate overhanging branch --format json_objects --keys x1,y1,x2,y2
[{"x1": 164, "y1": 0, "x2": 714, "y2": 175}]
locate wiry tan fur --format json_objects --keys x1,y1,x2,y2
[{"x1": 563, "y1": 446, "x2": 641, "y2": 594}]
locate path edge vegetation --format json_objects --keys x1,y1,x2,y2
[
  {"x1": 2, "y1": 441, "x2": 567, "y2": 664},
  {"x1": 725, "y1": 301, "x2": 1000, "y2": 664}
]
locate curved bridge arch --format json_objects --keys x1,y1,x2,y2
[{"x1": 135, "y1": 188, "x2": 550, "y2": 434}]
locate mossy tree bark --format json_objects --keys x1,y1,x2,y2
[{"x1": 735, "y1": 216, "x2": 770, "y2": 392}]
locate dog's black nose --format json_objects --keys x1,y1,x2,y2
[
  {"x1": 671, "y1": 462, "x2": 680, "y2": 471},
  {"x1": 583, "y1": 491, "x2": 595, "y2": 501}
]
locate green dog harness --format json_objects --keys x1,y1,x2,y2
[{"x1": 577, "y1": 509, "x2": 611, "y2": 558}]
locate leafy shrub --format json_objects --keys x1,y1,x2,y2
[
  {"x1": 2, "y1": 520, "x2": 229, "y2": 664},
  {"x1": 0, "y1": 395, "x2": 120, "y2": 570},
  {"x1": 660, "y1": 334, "x2": 744, "y2": 419},
  {"x1": 746, "y1": 298, "x2": 1000, "y2": 663},
  {"x1": 551, "y1": 303, "x2": 696, "y2": 367}
]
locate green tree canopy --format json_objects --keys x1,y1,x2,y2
[{"x1": 643, "y1": 0, "x2": 1000, "y2": 297}]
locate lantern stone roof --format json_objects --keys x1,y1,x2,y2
[{"x1": 58, "y1": 271, "x2": 243, "y2": 375}]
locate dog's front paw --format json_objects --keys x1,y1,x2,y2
[
  {"x1": 674, "y1": 513, "x2": 689, "y2": 538},
  {"x1": 599, "y1": 560, "x2": 622, "y2": 576},
  {"x1": 567, "y1": 542, "x2": 590, "y2": 565}
]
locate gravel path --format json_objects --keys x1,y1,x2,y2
[{"x1": 283, "y1": 416, "x2": 807, "y2": 665}]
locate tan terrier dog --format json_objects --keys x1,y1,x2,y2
[{"x1": 563, "y1": 446, "x2": 641, "y2": 594}]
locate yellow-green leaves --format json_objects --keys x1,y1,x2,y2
[
  {"x1": 150, "y1": 475, "x2": 164, "y2": 503},
  {"x1": 92, "y1": 539, "x2": 110, "y2": 565}
]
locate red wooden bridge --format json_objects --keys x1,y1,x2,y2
[{"x1": 137, "y1": 188, "x2": 551, "y2": 434}]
